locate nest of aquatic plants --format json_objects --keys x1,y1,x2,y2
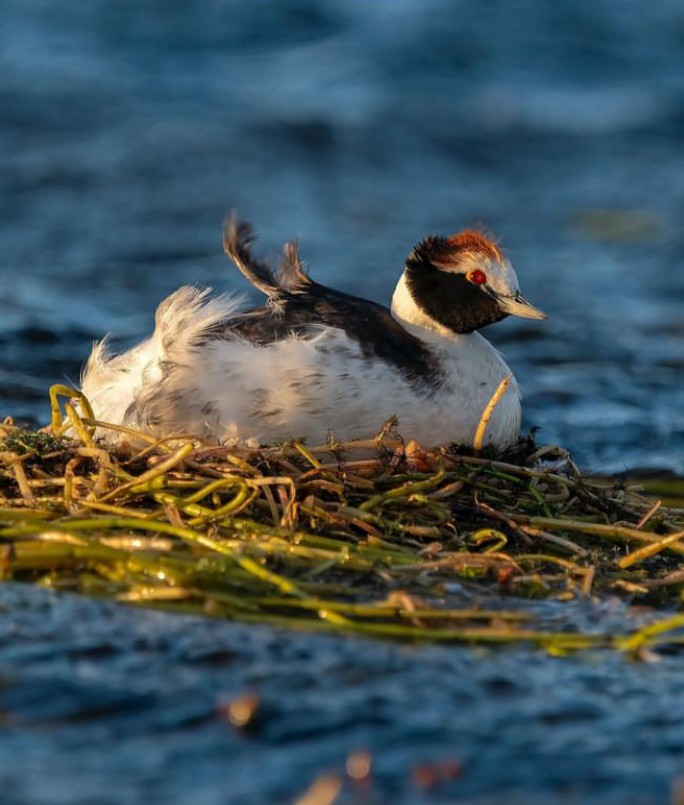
[{"x1": 1, "y1": 385, "x2": 683, "y2": 655}]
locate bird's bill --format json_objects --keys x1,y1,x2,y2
[{"x1": 496, "y1": 291, "x2": 547, "y2": 320}]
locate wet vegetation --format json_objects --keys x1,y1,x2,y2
[{"x1": 1, "y1": 385, "x2": 683, "y2": 657}]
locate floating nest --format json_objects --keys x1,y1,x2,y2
[{"x1": 1, "y1": 385, "x2": 683, "y2": 655}]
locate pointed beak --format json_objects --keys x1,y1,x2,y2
[{"x1": 495, "y1": 291, "x2": 547, "y2": 321}]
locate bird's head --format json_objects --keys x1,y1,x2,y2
[{"x1": 400, "y1": 230, "x2": 546, "y2": 334}]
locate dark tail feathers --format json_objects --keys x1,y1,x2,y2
[{"x1": 223, "y1": 216, "x2": 313, "y2": 297}]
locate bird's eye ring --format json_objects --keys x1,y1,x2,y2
[{"x1": 467, "y1": 269, "x2": 487, "y2": 285}]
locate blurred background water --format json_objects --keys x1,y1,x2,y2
[
  {"x1": 2, "y1": 2, "x2": 684, "y2": 803},
  {"x1": 2, "y1": 0, "x2": 684, "y2": 472}
]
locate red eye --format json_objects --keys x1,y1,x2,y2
[{"x1": 468, "y1": 269, "x2": 487, "y2": 285}]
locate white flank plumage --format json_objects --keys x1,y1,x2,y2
[{"x1": 81, "y1": 287, "x2": 244, "y2": 433}]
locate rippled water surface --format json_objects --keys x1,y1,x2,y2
[
  {"x1": 2, "y1": 2, "x2": 684, "y2": 802},
  {"x1": 3, "y1": 0, "x2": 684, "y2": 473},
  {"x1": 2, "y1": 584, "x2": 684, "y2": 805}
]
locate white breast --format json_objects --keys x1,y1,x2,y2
[{"x1": 389, "y1": 272, "x2": 521, "y2": 446}]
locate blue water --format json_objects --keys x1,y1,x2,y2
[
  {"x1": 2, "y1": 2, "x2": 684, "y2": 802},
  {"x1": 2, "y1": 584, "x2": 684, "y2": 805}
]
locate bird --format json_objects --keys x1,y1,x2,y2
[{"x1": 81, "y1": 219, "x2": 546, "y2": 449}]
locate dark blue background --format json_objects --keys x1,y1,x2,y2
[
  {"x1": 2, "y1": 4, "x2": 684, "y2": 803},
  {"x1": 2, "y1": 0, "x2": 684, "y2": 471}
]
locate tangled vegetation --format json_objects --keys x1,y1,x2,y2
[{"x1": 1, "y1": 385, "x2": 683, "y2": 655}]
